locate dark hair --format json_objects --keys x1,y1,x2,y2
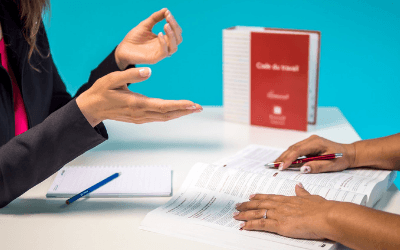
[{"x1": 18, "y1": 0, "x2": 50, "y2": 70}]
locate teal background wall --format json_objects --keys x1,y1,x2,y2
[{"x1": 45, "y1": 0, "x2": 400, "y2": 187}]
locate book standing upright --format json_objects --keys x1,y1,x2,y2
[{"x1": 223, "y1": 26, "x2": 321, "y2": 131}]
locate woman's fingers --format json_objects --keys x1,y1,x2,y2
[
  {"x1": 249, "y1": 194, "x2": 288, "y2": 202},
  {"x1": 157, "y1": 32, "x2": 169, "y2": 58},
  {"x1": 240, "y1": 219, "x2": 279, "y2": 233},
  {"x1": 236, "y1": 199, "x2": 279, "y2": 212},
  {"x1": 112, "y1": 109, "x2": 198, "y2": 124},
  {"x1": 106, "y1": 67, "x2": 151, "y2": 89},
  {"x1": 234, "y1": 209, "x2": 269, "y2": 221},
  {"x1": 299, "y1": 160, "x2": 337, "y2": 174},
  {"x1": 144, "y1": 98, "x2": 202, "y2": 113},
  {"x1": 165, "y1": 10, "x2": 182, "y2": 44},
  {"x1": 141, "y1": 8, "x2": 168, "y2": 29},
  {"x1": 164, "y1": 23, "x2": 178, "y2": 55},
  {"x1": 275, "y1": 135, "x2": 327, "y2": 170},
  {"x1": 144, "y1": 109, "x2": 199, "y2": 121}
]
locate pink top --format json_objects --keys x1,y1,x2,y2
[{"x1": 0, "y1": 38, "x2": 28, "y2": 136}]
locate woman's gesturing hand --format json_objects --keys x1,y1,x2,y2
[
  {"x1": 115, "y1": 8, "x2": 182, "y2": 69},
  {"x1": 76, "y1": 67, "x2": 201, "y2": 127},
  {"x1": 275, "y1": 135, "x2": 356, "y2": 173},
  {"x1": 234, "y1": 184, "x2": 337, "y2": 240}
]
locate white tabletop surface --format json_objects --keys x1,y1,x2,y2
[{"x1": 1, "y1": 107, "x2": 399, "y2": 250}]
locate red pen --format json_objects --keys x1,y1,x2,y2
[{"x1": 265, "y1": 153, "x2": 343, "y2": 168}]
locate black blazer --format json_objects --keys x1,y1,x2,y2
[{"x1": 0, "y1": 0, "x2": 120, "y2": 207}]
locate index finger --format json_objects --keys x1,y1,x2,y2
[
  {"x1": 144, "y1": 98, "x2": 202, "y2": 113},
  {"x1": 275, "y1": 136, "x2": 326, "y2": 170},
  {"x1": 141, "y1": 8, "x2": 168, "y2": 29}
]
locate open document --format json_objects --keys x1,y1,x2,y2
[{"x1": 140, "y1": 145, "x2": 397, "y2": 250}]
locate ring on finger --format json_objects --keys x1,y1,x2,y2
[{"x1": 263, "y1": 210, "x2": 268, "y2": 219}]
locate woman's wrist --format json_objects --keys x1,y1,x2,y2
[
  {"x1": 314, "y1": 200, "x2": 342, "y2": 241},
  {"x1": 115, "y1": 43, "x2": 130, "y2": 70},
  {"x1": 344, "y1": 142, "x2": 357, "y2": 169},
  {"x1": 76, "y1": 94, "x2": 103, "y2": 127}
]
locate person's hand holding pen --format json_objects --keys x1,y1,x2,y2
[
  {"x1": 275, "y1": 135, "x2": 356, "y2": 174},
  {"x1": 115, "y1": 8, "x2": 182, "y2": 70}
]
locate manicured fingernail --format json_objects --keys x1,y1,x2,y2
[
  {"x1": 239, "y1": 222, "x2": 245, "y2": 229},
  {"x1": 233, "y1": 212, "x2": 240, "y2": 217},
  {"x1": 297, "y1": 183, "x2": 304, "y2": 189},
  {"x1": 139, "y1": 68, "x2": 151, "y2": 77},
  {"x1": 194, "y1": 109, "x2": 202, "y2": 113},
  {"x1": 166, "y1": 24, "x2": 172, "y2": 31},
  {"x1": 249, "y1": 194, "x2": 255, "y2": 199},
  {"x1": 235, "y1": 203, "x2": 242, "y2": 208},
  {"x1": 278, "y1": 162, "x2": 284, "y2": 171},
  {"x1": 165, "y1": 9, "x2": 170, "y2": 15},
  {"x1": 300, "y1": 166, "x2": 311, "y2": 174},
  {"x1": 186, "y1": 106, "x2": 196, "y2": 110}
]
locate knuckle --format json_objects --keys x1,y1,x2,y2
[
  {"x1": 106, "y1": 72, "x2": 118, "y2": 83},
  {"x1": 163, "y1": 113, "x2": 172, "y2": 121},
  {"x1": 256, "y1": 209, "x2": 264, "y2": 217},
  {"x1": 158, "y1": 104, "x2": 167, "y2": 113},
  {"x1": 259, "y1": 219, "x2": 267, "y2": 228},
  {"x1": 288, "y1": 144, "x2": 300, "y2": 153},
  {"x1": 273, "y1": 195, "x2": 286, "y2": 202},
  {"x1": 171, "y1": 47, "x2": 178, "y2": 54}
]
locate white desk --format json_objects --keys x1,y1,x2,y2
[{"x1": 1, "y1": 107, "x2": 399, "y2": 250}]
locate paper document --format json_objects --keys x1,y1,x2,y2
[
  {"x1": 47, "y1": 165, "x2": 172, "y2": 198},
  {"x1": 140, "y1": 145, "x2": 396, "y2": 250}
]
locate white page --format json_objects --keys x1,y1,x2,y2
[
  {"x1": 47, "y1": 165, "x2": 171, "y2": 197},
  {"x1": 141, "y1": 163, "x2": 366, "y2": 250}
]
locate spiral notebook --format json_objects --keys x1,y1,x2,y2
[{"x1": 46, "y1": 165, "x2": 172, "y2": 198}]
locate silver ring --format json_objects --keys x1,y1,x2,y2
[{"x1": 263, "y1": 210, "x2": 267, "y2": 219}]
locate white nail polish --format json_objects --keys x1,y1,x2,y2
[
  {"x1": 300, "y1": 166, "x2": 311, "y2": 174},
  {"x1": 278, "y1": 163, "x2": 284, "y2": 171},
  {"x1": 139, "y1": 68, "x2": 151, "y2": 77},
  {"x1": 297, "y1": 182, "x2": 304, "y2": 189}
]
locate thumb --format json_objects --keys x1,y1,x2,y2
[
  {"x1": 295, "y1": 183, "x2": 310, "y2": 197},
  {"x1": 105, "y1": 67, "x2": 151, "y2": 89},
  {"x1": 299, "y1": 161, "x2": 333, "y2": 174}
]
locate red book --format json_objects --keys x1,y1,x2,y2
[{"x1": 223, "y1": 27, "x2": 320, "y2": 131}]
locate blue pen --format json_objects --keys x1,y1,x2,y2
[{"x1": 66, "y1": 172, "x2": 120, "y2": 205}]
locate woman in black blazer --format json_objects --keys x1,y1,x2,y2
[{"x1": 0, "y1": 0, "x2": 201, "y2": 208}]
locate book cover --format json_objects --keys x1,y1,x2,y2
[{"x1": 250, "y1": 32, "x2": 310, "y2": 131}]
